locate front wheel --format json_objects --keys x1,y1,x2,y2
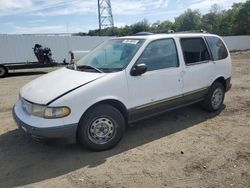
[
  {"x1": 202, "y1": 82, "x2": 225, "y2": 112},
  {"x1": 77, "y1": 104, "x2": 125, "y2": 151}
]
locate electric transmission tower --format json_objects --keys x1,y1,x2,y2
[{"x1": 97, "y1": 0, "x2": 115, "y2": 35}]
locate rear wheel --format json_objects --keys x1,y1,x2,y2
[
  {"x1": 0, "y1": 66, "x2": 8, "y2": 78},
  {"x1": 202, "y1": 82, "x2": 225, "y2": 112},
  {"x1": 77, "y1": 104, "x2": 125, "y2": 151}
]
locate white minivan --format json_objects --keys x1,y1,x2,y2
[{"x1": 13, "y1": 33, "x2": 232, "y2": 151}]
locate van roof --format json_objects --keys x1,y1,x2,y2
[{"x1": 118, "y1": 33, "x2": 219, "y2": 40}]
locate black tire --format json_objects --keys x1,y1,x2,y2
[
  {"x1": 0, "y1": 66, "x2": 8, "y2": 78},
  {"x1": 77, "y1": 104, "x2": 126, "y2": 151},
  {"x1": 202, "y1": 82, "x2": 225, "y2": 112}
]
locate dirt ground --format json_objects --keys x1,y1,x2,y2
[{"x1": 0, "y1": 52, "x2": 249, "y2": 188}]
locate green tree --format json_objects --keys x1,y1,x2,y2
[
  {"x1": 201, "y1": 7, "x2": 224, "y2": 35},
  {"x1": 130, "y1": 19, "x2": 151, "y2": 34},
  {"x1": 201, "y1": 3, "x2": 239, "y2": 35},
  {"x1": 174, "y1": 9, "x2": 202, "y2": 31},
  {"x1": 74, "y1": 0, "x2": 250, "y2": 36},
  {"x1": 116, "y1": 25, "x2": 133, "y2": 36},
  {"x1": 232, "y1": 0, "x2": 250, "y2": 35},
  {"x1": 150, "y1": 20, "x2": 174, "y2": 33}
]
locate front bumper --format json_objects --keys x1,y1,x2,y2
[
  {"x1": 225, "y1": 77, "x2": 232, "y2": 92},
  {"x1": 12, "y1": 102, "x2": 78, "y2": 143}
]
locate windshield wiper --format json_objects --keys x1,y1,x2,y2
[
  {"x1": 76, "y1": 65, "x2": 103, "y2": 73},
  {"x1": 66, "y1": 64, "x2": 75, "y2": 70},
  {"x1": 100, "y1": 68, "x2": 123, "y2": 73}
]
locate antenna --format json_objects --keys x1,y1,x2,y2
[{"x1": 98, "y1": 0, "x2": 115, "y2": 35}]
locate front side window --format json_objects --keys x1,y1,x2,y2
[
  {"x1": 180, "y1": 38, "x2": 210, "y2": 65},
  {"x1": 136, "y1": 39, "x2": 179, "y2": 71},
  {"x1": 76, "y1": 39, "x2": 144, "y2": 72},
  {"x1": 205, "y1": 36, "x2": 228, "y2": 60}
]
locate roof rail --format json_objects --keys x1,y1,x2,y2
[{"x1": 134, "y1": 32, "x2": 154, "y2": 36}]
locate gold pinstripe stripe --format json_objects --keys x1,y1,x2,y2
[
  {"x1": 183, "y1": 87, "x2": 208, "y2": 96},
  {"x1": 135, "y1": 87, "x2": 208, "y2": 110},
  {"x1": 136, "y1": 95, "x2": 182, "y2": 110}
]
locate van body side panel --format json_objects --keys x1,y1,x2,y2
[
  {"x1": 128, "y1": 87, "x2": 208, "y2": 123},
  {"x1": 205, "y1": 36, "x2": 232, "y2": 82},
  {"x1": 177, "y1": 36, "x2": 216, "y2": 94},
  {"x1": 125, "y1": 37, "x2": 183, "y2": 110}
]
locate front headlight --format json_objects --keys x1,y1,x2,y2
[
  {"x1": 30, "y1": 104, "x2": 70, "y2": 118},
  {"x1": 32, "y1": 104, "x2": 47, "y2": 117},
  {"x1": 20, "y1": 98, "x2": 70, "y2": 118},
  {"x1": 44, "y1": 107, "x2": 71, "y2": 118}
]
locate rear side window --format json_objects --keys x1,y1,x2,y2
[
  {"x1": 205, "y1": 36, "x2": 228, "y2": 60},
  {"x1": 136, "y1": 38, "x2": 179, "y2": 71},
  {"x1": 180, "y1": 38, "x2": 210, "y2": 65}
]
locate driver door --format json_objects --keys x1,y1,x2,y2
[{"x1": 126, "y1": 38, "x2": 183, "y2": 122}]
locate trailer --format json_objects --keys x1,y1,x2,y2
[{"x1": 0, "y1": 34, "x2": 110, "y2": 77}]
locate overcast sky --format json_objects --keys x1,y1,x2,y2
[{"x1": 0, "y1": 0, "x2": 246, "y2": 34}]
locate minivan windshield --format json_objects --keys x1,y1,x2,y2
[{"x1": 76, "y1": 39, "x2": 144, "y2": 73}]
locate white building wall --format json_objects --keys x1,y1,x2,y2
[
  {"x1": 222, "y1": 35, "x2": 250, "y2": 51},
  {"x1": 0, "y1": 35, "x2": 110, "y2": 64}
]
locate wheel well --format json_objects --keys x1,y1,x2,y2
[
  {"x1": 0, "y1": 65, "x2": 7, "y2": 70},
  {"x1": 84, "y1": 99, "x2": 128, "y2": 124},
  {"x1": 213, "y1": 77, "x2": 226, "y2": 90},
  {"x1": 76, "y1": 99, "x2": 128, "y2": 143},
  {"x1": 0, "y1": 65, "x2": 8, "y2": 77}
]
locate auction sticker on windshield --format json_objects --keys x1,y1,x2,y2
[{"x1": 122, "y1": 40, "x2": 139, "y2": 45}]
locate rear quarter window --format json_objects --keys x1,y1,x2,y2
[{"x1": 205, "y1": 36, "x2": 228, "y2": 61}]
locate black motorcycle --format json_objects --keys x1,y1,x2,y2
[{"x1": 33, "y1": 44, "x2": 54, "y2": 64}]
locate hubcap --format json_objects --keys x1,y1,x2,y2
[
  {"x1": 211, "y1": 88, "x2": 223, "y2": 109},
  {"x1": 88, "y1": 117, "x2": 115, "y2": 144}
]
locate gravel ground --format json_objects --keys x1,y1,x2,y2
[{"x1": 0, "y1": 52, "x2": 249, "y2": 188}]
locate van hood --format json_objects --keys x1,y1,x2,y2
[{"x1": 20, "y1": 67, "x2": 105, "y2": 104}]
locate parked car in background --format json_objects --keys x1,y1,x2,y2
[{"x1": 13, "y1": 32, "x2": 232, "y2": 151}]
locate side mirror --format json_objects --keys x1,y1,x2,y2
[{"x1": 131, "y1": 63, "x2": 147, "y2": 76}]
